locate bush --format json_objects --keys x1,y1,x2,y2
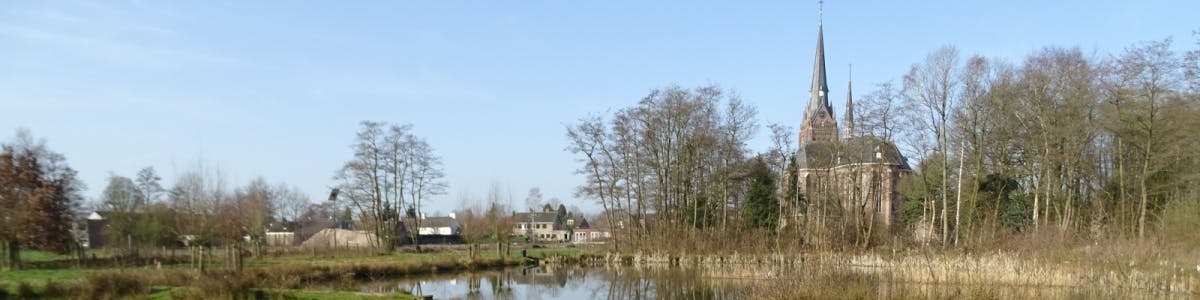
[
  {"x1": 42, "y1": 279, "x2": 78, "y2": 298},
  {"x1": 16, "y1": 282, "x2": 34, "y2": 299},
  {"x1": 1160, "y1": 197, "x2": 1200, "y2": 251},
  {"x1": 86, "y1": 271, "x2": 149, "y2": 299}
]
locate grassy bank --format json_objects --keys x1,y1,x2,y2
[{"x1": 0, "y1": 246, "x2": 583, "y2": 299}]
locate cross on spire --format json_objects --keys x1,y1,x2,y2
[{"x1": 819, "y1": 1, "x2": 824, "y2": 25}]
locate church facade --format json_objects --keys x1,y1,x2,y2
[{"x1": 786, "y1": 11, "x2": 912, "y2": 228}]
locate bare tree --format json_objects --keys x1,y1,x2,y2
[
  {"x1": 486, "y1": 182, "x2": 514, "y2": 257},
  {"x1": 858, "y1": 82, "x2": 902, "y2": 142},
  {"x1": 525, "y1": 187, "x2": 543, "y2": 212},
  {"x1": 236, "y1": 177, "x2": 274, "y2": 256},
  {"x1": 902, "y1": 46, "x2": 961, "y2": 246},
  {"x1": 402, "y1": 132, "x2": 447, "y2": 252},
  {"x1": 454, "y1": 189, "x2": 483, "y2": 259},
  {"x1": 134, "y1": 167, "x2": 164, "y2": 207},
  {"x1": 169, "y1": 163, "x2": 233, "y2": 246},
  {"x1": 1112, "y1": 39, "x2": 1186, "y2": 239},
  {"x1": 566, "y1": 85, "x2": 756, "y2": 251},
  {"x1": 335, "y1": 121, "x2": 446, "y2": 252},
  {"x1": 273, "y1": 184, "x2": 312, "y2": 224},
  {"x1": 99, "y1": 174, "x2": 139, "y2": 250}
]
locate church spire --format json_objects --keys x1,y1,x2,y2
[
  {"x1": 804, "y1": 0, "x2": 832, "y2": 121},
  {"x1": 844, "y1": 64, "x2": 855, "y2": 138},
  {"x1": 799, "y1": 1, "x2": 838, "y2": 143}
]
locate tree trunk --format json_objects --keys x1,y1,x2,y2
[
  {"x1": 954, "y1": 140, "x2": 965, "y2": 246},
  {"x1": 941, "y1": 127, "x2": 950, "y2": 247},
  {"x1": 5, "y1": 240, "x2": 19, "y2": 270},
  {"x1": 1138, "y1": 147, "x2": 1151, "y2": 240}
]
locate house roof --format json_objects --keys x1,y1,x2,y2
[
  {"x1": 568, "y1": 217, "x2": 590, "y2": 229},
  {"x1": 514, "y1": 212, "x2": 557, "y2": 223},
  {"x1": 417, "y1": 216, "x2": 459, "y2": 228}
]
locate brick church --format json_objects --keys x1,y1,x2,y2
[{"x1": 785, "y1": 7, "x2": 911, "y2": 228}]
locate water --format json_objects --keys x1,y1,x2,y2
[
  {"x1": 356, "y1": 265, "x2": 738, "y2": 299},
  {"x1": 347, "y1": 265, "x2": 1181, "y2": 299}
]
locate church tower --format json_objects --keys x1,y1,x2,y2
[{"x1": 798, "y1": 4, "x2": 838, "y2": 143}]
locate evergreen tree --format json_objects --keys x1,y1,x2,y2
[{"x1": 744, "y1": 157, "x2": 778, "y2": 230}]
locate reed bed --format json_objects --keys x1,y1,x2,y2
[{"x1": 591, "y1": 251, "x2": 1200, "y2": 296}]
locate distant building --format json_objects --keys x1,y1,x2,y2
[
  {"x1": 85, "y1": 211, "x2": 106, "y2": 248},
  {"x1": 513, "y1": 212, "x2": 569, "y2": 242},
  {"x1": 264, "y1": 222, "x2": 297, "y2": 246},
  {"x1": 416, "y1": 213, "x2": 461, "y2": 236},
  {"x1": 573, "y1": 214, "x2": 614, "y2": 244}
]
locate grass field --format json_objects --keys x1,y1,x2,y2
[{"x1": 18, "y1": 249, "x2": 76, "y2": 262}]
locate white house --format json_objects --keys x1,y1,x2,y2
[{"x1": 417, "y1": 213, "x2": 460, "y2": 236}]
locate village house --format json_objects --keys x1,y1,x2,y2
[
  {"x1": 573, "y1": 214, "x2": 614, "y2": 243},
  {"x1": 513, "y1": 211, "x2": 570, "y2": 242},
  {"x1": 416, "y1": 213, "x2": 461, "y2": 236},
  {"x1": 264, "y1": 222, "x2": 297, "y2": 246}
]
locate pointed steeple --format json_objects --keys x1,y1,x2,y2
[
  {"x1": 844, "y1": 64, "x2": 856, "y2": 139},
  {"x1": 799, "y1": 1, "x2": 838, "y2": 143},
  {"x1": 805, "y1": 2, "x2": 832, "y2": 120}
]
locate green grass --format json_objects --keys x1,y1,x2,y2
[
  {"x1": 0, "y1": 268, "x2": 89, "y2": 283},
  {"x1": 18, "y1": 249, "x2": 73, "y2": 262}
]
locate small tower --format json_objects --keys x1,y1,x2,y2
[{"x1": 843, "y1": 65, "x2": 855, "y2": 139}]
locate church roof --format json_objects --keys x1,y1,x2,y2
[{"x1": 796, "y1": 136, "x2": 911, "y2": 170}]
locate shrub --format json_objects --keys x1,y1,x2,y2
[
  {"x1": 1160, "y1": 197, "x2": 1200, "y2": 251},
  {"x1": 42, "y1": 279, "x2": 78, "y2": 298},
  {"x1": 86, "y1": 271, "x2": 149, "y2": 299},
  {"x1": 16, "y1": 282, "x2": 34, "y2": 299},
  {"x1": 198, "y1": 276, "x2": 253, "y2": 298}
]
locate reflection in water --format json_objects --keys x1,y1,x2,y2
[
  {"x1": 352, "y1": 264, "x2": 1167, "y2": 299},
  {"x1": 359, "y1": 265, "x2": 737, "y2": 299}
]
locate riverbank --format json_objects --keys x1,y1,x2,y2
[
  {"x1": 0, "y1": 247, "x2": 581, "y2": 299},
  {"x1": 9, "y1": 243, "x2": 1197, "y2": 298}
]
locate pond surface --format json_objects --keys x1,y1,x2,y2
[
  {"x1": 356, "y1": 266, "x2": 736, "y2": 299},
  {"x1": 349, "y1": 265, "x2": 1175, "y2": 299}
]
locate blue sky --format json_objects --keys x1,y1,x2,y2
[{"x1": 2, "y1": 1, "x2": 1196, "y2": 215}]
